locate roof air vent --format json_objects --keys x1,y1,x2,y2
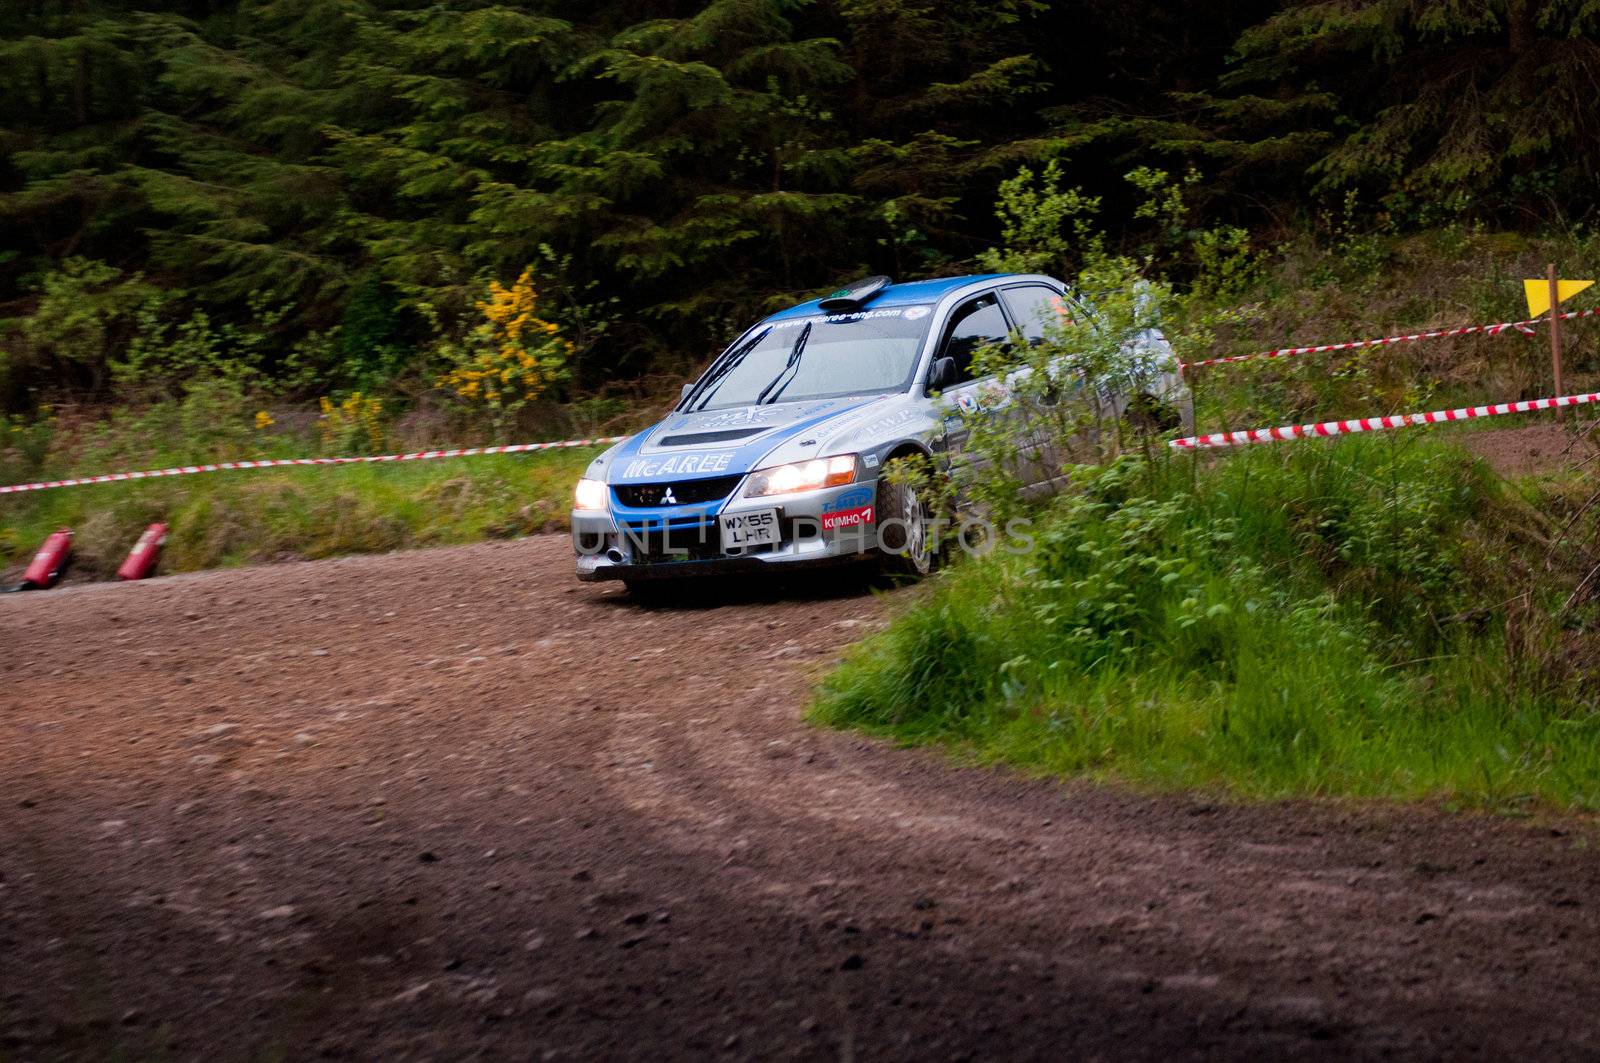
[{"x1": 817, "y1": 275, "x2": 892, "y2": 312}]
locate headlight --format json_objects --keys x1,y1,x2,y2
[
  {"x1": 744, "y1": 455, "x2": 857, "y2": 497},
  {"x1": 573, "y1": 478, "x2": 609, "y2": 511}
]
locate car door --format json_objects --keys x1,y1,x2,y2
[
  {"x1": 999, "y1": 282, "x2": 1081, "y2": 491},
  {"x1": 930, "y1": 291, "x2": 1012, "y2": 482}
]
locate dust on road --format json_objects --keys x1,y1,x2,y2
[{"x1": 3, "y1": 535, "x2": 1599, "y2": 1060}]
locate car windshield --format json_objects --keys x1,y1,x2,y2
[{"x1": 687, "y1": 306, "x2": 934, "y2": 411}]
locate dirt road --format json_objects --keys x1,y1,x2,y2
[{"x1": 3, "y1": 535, "x2": 1600, "y2": 1060}]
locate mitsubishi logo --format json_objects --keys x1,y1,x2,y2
[{"x1": 661, "y1": 486, "x2": 678, "y2": 505}]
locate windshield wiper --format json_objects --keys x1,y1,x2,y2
[
  {"x1": 755, "y1": 321, "x2": 812, "y2": 405},
  {"x1": 684, "y1": 326, "x2": 772, "y2": 412}
]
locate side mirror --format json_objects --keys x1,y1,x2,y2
[
  {"x1": 926, "y1": 356, "x2": 958, "y2": 393},
  {"x1": 680, "y1": 383, "x2": 694, "y2": 403}
]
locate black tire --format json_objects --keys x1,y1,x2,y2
[
  {"x1": 875, "y1": 466, "x2": 935, "y2": 578},
  {"x1": 1126, "y1": 393, "x2": 1181, "y2": 433}
]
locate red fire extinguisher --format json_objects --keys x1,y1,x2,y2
[
  {"x1": 20, "y1": 528, "x2": 73, "y2": 590},
  {"x1": 117, "y1": 522, "x2": 168, "y2": 581}
]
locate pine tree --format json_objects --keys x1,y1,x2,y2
[
  {"x1": 1240, "y1": 0, "x2": 1600, "y2": 221},
  {"x1": 1074, "y1": 0, "x2": 1600, "y2": 227},
  {"x1": 531, "y1": 0, "x2": 855, "y2": 338}
]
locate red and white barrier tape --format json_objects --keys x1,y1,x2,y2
[
  {"x1": 1170, "y1": 392, "x2": 1598, "y2": 450},
  {"x1": 1181, "y1": 307, "x2": 1600, "y2": 371},
  {"x1": 0, "y1": 436, "x2": 627, "y2": 495}
]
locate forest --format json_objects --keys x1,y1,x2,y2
[{"x1": 5, "y1": 0, "x2": 1599, "y2": 416}]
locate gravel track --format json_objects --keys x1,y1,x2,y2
[{"x1": 3, "y1": 534, "x2": 1600, "y2": 1060}]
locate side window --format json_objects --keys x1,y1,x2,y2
[
  {"x1": 1001, "y1": 285, "x2": 1073, "y2": 345},
  {"x1": 937, "y1": 293, "x2": 1010, "y2": 385}
]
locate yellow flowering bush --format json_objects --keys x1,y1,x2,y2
[
  {"x1": 319, "y1": 392, "x2": 385, "y2": 454},
  {"x1": 437, "y1": 268, "x2": 572, "y2": 428}
]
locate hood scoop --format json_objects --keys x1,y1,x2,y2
[{"x1": 655, "y1": 427, "x2": 770, "y2": 447}]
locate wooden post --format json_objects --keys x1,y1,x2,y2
[{"x1": 1549, "y1": 263, "x2": 1565, "y2": 421}]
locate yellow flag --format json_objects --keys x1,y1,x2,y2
[{"x1": 1525, "y1": 278, "x2": 1595, "y2": 318}]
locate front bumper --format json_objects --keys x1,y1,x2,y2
[{"x1": 573, "y1": 481, "x2": 879, "y2": 582}]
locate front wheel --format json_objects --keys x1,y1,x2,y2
[
  {"x1": 875, "y1": 465, "x2": 935, "y2": 579},
  {"x1": 1125, "y1": 393, "x2": 1182, "y2": 434}
]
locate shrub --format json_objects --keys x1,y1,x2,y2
[
  {"x1": 814, "y1": 438, "x2": 1600, "y2": 808},
  {"x1": 435, "y1": 268, "x2": 574, "y2": 436},
  {"x1": 318, "y1": 392, "x2": 386, "y2": 455}
]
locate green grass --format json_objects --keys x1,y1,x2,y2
[
  {"x1": 811, "y1": 436, "x2": 1600, "y2": 811},
  {"x1": 0, "y1": 449, "x2": 596, "y2": 577}
]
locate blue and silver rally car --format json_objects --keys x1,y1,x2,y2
[{"x1": 572, "y1": 273, "x2": 1191, "y2": 594}]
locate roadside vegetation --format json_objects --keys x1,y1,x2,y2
[
  {"x1": 0, "y1": 265, "x2": 641, "y2": 574},
  {"x1": 815, "y1": 438, "x2": 1600, "y2": 810},
  {"x1": 0, "y1": 449, "x2": 597, "y2": 578}
]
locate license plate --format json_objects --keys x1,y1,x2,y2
[{"x1": 720, "y1": 508, "x2": 779, "y2": 551}]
